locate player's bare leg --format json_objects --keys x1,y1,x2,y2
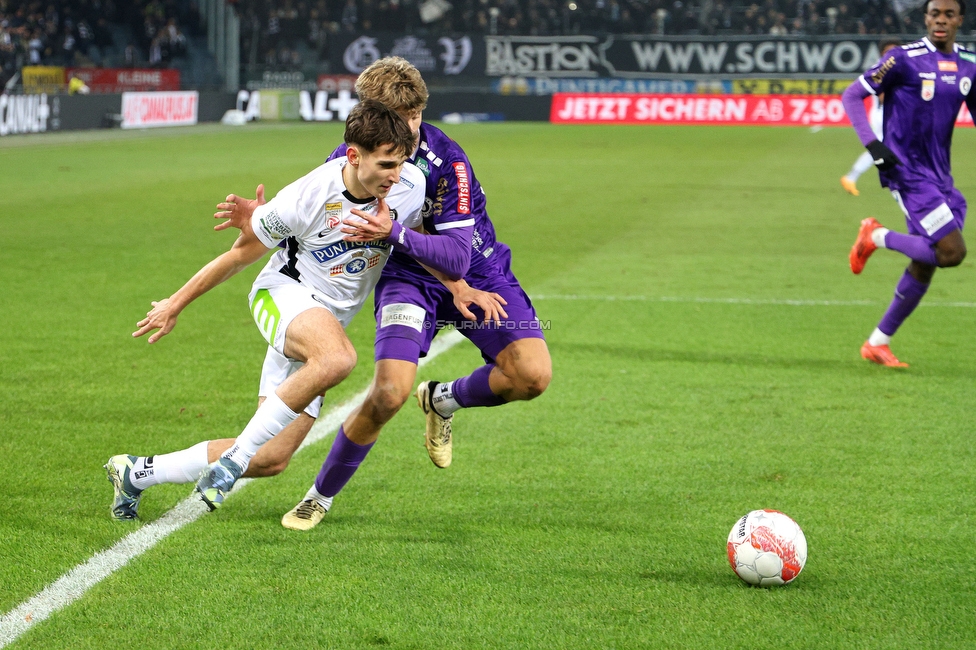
[
  {"x1": 196, "y1": 308, "x2": 356, "y2": 509},
  {"x1": 283, "y1": 359, "x2": 416, "y2": 530},
  {"x1": 206, "y1": 402, "x2": 317, "y2": 478}
]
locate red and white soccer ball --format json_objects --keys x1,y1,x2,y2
[{"x1": 727, "y1": 509, "x2": 807, "y2": 587}]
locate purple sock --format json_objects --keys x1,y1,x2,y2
[
  {"x1": 452, "y1": 364, "x2": 506, "y2": 408},
  {"x1": 877, "y1": 270, "x2": 929, "y2": 336},
  {"x1": 884, "y1": 231, "x2": 938, "y2": 265},
  {"x1": 314, "y1": 426, "x2": 374, "y2": 497}
]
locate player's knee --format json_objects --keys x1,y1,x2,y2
[
  {"x1": 938, "y1": 244, "x2": 967, "y2": 267},
  {"x1": 515, "y1": 365, "x2": 552, "y2": 400},
  {"x1": 369, "y1": 379, "x2": 411, "y2": 421},
  {"x1": 306, "y1": 345, "x2": 357, "y2": 387}
]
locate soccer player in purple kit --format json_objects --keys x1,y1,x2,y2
[
  {"x1": 843, "y1": 0, "x2": 972, "y2": 368},
  {"x1": 280, "y1": 57, "x2": 553, "y2": 530}
]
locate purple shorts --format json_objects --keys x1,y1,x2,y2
[
  {"x1": 890, "y1": 184, "x2": 967, "y2": 243},
  {"x1": 373, "y1": 254, "x2": 545, "y2": 365}
]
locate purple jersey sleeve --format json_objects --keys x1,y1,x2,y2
[
  {"x1": 842, "y1": 82, "x2": 876, "y2": 146},
  {"x1": 385, "y1": 220, "x2": 471, "y2": 279}
]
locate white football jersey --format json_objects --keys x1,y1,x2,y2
[{"x1": 250, "y1": 157, "x2": 425, "y2": 319}]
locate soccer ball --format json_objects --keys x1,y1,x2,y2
[{"x1": 727, "y1": 509, "x2": 807, "y2": 587}]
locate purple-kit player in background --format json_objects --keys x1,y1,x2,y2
[
  {"x1": 280, "y1": 57, "x2": 553, "y2": 530},
  {"x1": 843, "y1": 0, "x2": 972, "y2": 368}
]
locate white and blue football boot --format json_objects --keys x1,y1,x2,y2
[
  {"x1": 194, "y1": 458, "x2": 243, "y2": 511},
  {"x1": 104, "y1": 454, "x2": 143, "y2": 521}
]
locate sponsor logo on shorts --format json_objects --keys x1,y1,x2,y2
[
  {"x1": 250, "y1": 288, "x2": 281, "y2": 346},
  {"x1": 919, "y1": 203, "x2": 955, "y2": 236},
  {"x1": 453, "y1": 162, "x2": 470, "y2": 214},
  {"x1": 380, "y1": 303, "x2": 427, "y2": 332},
  {"x1": 961, "y1": 77, "x2": 972, "y2": 95},
  {"x1": 922, "y1": 79, "x2": 935, "y2": 101},
  {"x1": 939, "y1": 60, "x2": 959, "y2": 72}
]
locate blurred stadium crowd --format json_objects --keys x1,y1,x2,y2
[
  {"x1": 0, "y1": 0, "x2": 198, "y2": 87},
  {"x1": 0, "y1": 0, "x2": 939, "y2": 85}
]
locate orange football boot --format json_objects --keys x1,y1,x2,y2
[
  {"x1": 849, "y1": 217, "x2": 884, "y2": 274},
  {"x1": 840, "y1": 176, "x2": 860, "y2": 196},
  {"x1": 860, "y1": 341, "x2": 909, "y2": 368}
]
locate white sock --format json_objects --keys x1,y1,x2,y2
[
  {"x1": 432, "y1": 380, "x2": 461, "y2": 416},
  {"x1": 868, "y1": 328, "x2": 892, "y2": 346},
  {"x1": 222, "y1": 392, "x2": 299, "y2": 472},
  {"x1": 129, "y1": 441, "x2": 210, "y2": 490},
  {"x1": 849, "y1": 151, "x2": 874, "y2": 180},
  {"x1": 303, "y1": 485, "x2": 334, "y2": 511},
  {"x1": 871, "y1": 227, "x2": 889, "y2": 248}
]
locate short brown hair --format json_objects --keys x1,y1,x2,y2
[
  {"x1": 355, "y1": 56, "x2": 429, "y2": 114},
  {"x1": 343, "y1": 99, "x2": 416, "y2": 158}
]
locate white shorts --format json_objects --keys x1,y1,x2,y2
[
  {"x1": 247, "y1": 274, "x2": 354, "y2": 358},
  {"x1": 258, "y1": 346, "x2": 322, "y2": 418}
]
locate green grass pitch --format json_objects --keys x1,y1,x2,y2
[{"x1": 1, "y1": 120, "x2": 975, "y2": 648}]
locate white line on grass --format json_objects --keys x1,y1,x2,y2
[
  {"x1": 0, "y1": 329, "x2": 464, "y2": 649},
  {"x1": 531, "y1": 295, "x2": 976, "y2": 308}
]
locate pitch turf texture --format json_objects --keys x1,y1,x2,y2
[{"x1": 1, "y1": 121, "x2": 974, "y2": 649}]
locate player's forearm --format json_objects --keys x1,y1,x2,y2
[
  {"x1": 422, "y1": 263, "x2": 467, "y2": 294},
  {"x1": 169, "y1": 240, "x2": 266, "y2": 312},
  {"x1": 386, "y1": 221, "x2": 471, "y2": 280},
  {"x1": 842, "y1": 82, "x2": 878, "y2": 147}
]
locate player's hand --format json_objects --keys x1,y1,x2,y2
[
  {"x1": 343, "y1": 197, "x2": 393, "y2": 242},
  {"x1": 866, "y1": 140, "x2": 900, "y2": 171},
  {"x1": 215, "y1": 184, "x2": 265, "y2": 232},
  {"x1": 132, "y1": 298, "x2": 180, "y2": 344},
  {"x1": 451, "y1": 282, "x2": 508, "y2": 325}
]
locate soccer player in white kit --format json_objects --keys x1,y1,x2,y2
[
  {"x1": 107, "y1": 100, "x2": 452, "y2": 515},
  {"x1": 841, "y1": 39, "x2": 900, "y2": 196}
]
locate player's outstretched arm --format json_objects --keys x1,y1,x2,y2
[{"x1": 133, "y1": 230, "x2": 271, "y2": 343}]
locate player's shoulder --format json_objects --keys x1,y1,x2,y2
[
  {"x1": 417, "y1": 122, "x2": 468, "y2": 165},
  {"x1": 954, "y1": 42, "x2": 976, "y2": 65}
]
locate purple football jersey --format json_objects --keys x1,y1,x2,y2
[
  {"x1": 328, "y1": 122, "x2": 506, "y2": 283},
  {"x1": 860, "y1": 37, "x2": 976, "y2": 191}
]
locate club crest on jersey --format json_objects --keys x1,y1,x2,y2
[
  {"x1": 922, "y1": 79, "x2": 935, "y2": 101},
  {"x1": 329, "y1": 251, "x2": 382, "y2": 277},
  {"x1": 961, "y1": 77, "x2": 972, "y2": 95}
]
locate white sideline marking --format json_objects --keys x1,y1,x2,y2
[
  {"x1": 531, "y1": 295, "x2": 976, "y2": 308},
  {"x1": 0, "y1": 329, "x2": 464, "y2": 648}
]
